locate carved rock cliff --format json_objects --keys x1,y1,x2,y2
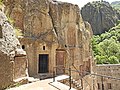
[
  {"x1": 3, "y1": 1, "x2": 94, "y2": 89},
  {"x1": 3, "y1": 0, "x2": 93, "y2": 46}
]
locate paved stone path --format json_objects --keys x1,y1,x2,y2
[
  {"x1": 7, "y1": 75, "x2": 76, "y2": 90},
  {"x1": 7, "y1": 79, "x2": 58, "y2": 90}
]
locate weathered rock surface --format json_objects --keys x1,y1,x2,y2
[
  {"x1": 3, "y1": 1, "x2": 94, "y2": 89},
  {"x1": 81, "y1": 1, "x2": 119, "y2": 35},
  {"x1": 0, "y1": 9, "x2": 27, "y2": 89},
  {"x1": 5, "y1": 0, "x2": 92, "y2": 67}
]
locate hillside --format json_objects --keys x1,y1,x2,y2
[
  {"x1": 92, "y1": 24, "x2": 120, "y2": 64},
  {"x1": 81, "y1": 1, "x2": 119, "y2": 35},
  {"x1": 111, "y1": 1, "x2": 120, "y2": 10}
]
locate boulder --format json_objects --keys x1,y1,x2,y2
[{"x1": 0, "y1": 9, "x2": 27, "y2": 89}]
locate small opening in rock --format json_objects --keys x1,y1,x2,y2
[
  {"x1": 0, "y1": 25, "x2": 2, "y2": 38},
  {"x1": 22, "y1": 45, "x2": 25, "y2": 50},
  {"x1": 65, "y1": 44, "x2": 67, "y2": 47},
  {"x1": 107, "y1": 83, "x2": 112, "y2": 89},
  {"x1": 97, "y1": 83, "x2": 100, "y2": 89},
  {"x1": 43, "y1": 46, "x2": 45, "y2": 50}
]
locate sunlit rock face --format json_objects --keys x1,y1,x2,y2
[
  {"x1": 0, "y1": 9, "x2": 27, "y2": 89},
  {"x1": 3, "y1": 1, "x2": 94, "y2": 89}
]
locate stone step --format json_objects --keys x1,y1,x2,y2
[
  {"x1": 54, "y1": 75, "x2": 69, "y2": 81},
  {"x1": 54, "y1": 75, "x2": 82, "y2": 90}
]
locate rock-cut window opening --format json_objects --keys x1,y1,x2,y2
[
  {"x1": 22, "y1": 45, "x2": 25, "y2": 50},
  {"x1": 43, "y1": 46, "x2": 45, "y2": 50},
  {"x1": 0, "y1": 25, "x2": 2, "y2": 38},
  {"x1": 107, "y1": 83, "x2": 112, "y2": 89},
  {"x1": 97, "y1": 83, "x2": 100, "y2": 89}
]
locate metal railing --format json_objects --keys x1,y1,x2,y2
[
  {"x1": 51, "y1": 65, "x2": 120, "y2": 90},
  {"x1": 52, "y1": 65, "x2": 85, "y2": 90}
]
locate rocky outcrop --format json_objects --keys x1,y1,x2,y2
[
  {"x1": 81, "y1": 1, "x2": 119, "y2": 35},
  {"x1": 3, "y1": 0, "x2": 92, "y2": 45},
  {"x1": 3, "y1": 1, "x2": 94, "y2": 89},
  {"x1": 0, "y1": 8, "x2": 27, "y2": 89}
]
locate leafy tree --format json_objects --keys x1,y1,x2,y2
[
  {"x1": 92, "y1": 23, "x2": 120, "y2": 64},
  {"x1": 108, "y1": 56, "x2": 119, "y2": 64}
]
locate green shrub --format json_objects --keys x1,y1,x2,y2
[
  {"x1": 92, "y1": 24, "x2": 120, "y2": 64},
  {"x1": 14, "y1": 28, "x2": 23, "y2": 37}
]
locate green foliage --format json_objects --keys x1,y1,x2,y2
[
  {"x1": 108, "y1": 56, "x2": 119, "y2": 64},
  {"x1": 111, "y1": 1, "x2": 120, "y2": 10},
  {"x1": 0, "y1": 0, "x2": 3, "y2": 5},
  {"x1": 14, "y1": 28, "x2": 23, "y2": 37},
  {"x1": 111, "y1": 4, "x2": 120, "y2": 10},
  {"x1": 6, "y1": 82, "x2": 22, "y2": 89},
  {"x1": 7, "y1": 16, "x2": 14, "y2": 25},
  {"x1": 92, "y1": 24, "x2": 120, "y2": 64},
  {"x1": 116, "y1": 20, "x2": 120, "y2": 25},
  {"x1": 0, "y1": 0, "x2": 3, "y2": 11},
  {"x1": 6, "y1": 16, "x2": 23, "y2": 38}
]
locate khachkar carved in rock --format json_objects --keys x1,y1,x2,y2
[
  {"x1": 0, "y1": 7, "x2": 27, "y2": 89},
  {"x1": 3, "y1": 0, "x2": 95, "y2": 89}
]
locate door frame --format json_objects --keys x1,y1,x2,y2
[
  {"x1": 56, "y1": 49, "x2": 65, "y2": 75},
  {"x1": 38, "y1": 54, "x2": 49, "y2": 73}
]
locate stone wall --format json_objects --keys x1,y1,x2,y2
[
  {"x1": 0, "y1": 9, "x2": 27, "y2": 89},
  {"x1": 14, "y1": 56, "x2": 27, "y2": 79},
  {"x1": 0, "y1": 52, "x2": 13, "y2": 89},
  {"x1": 96, "y1": 64, "x2": 120, "y2": 90},
  {"x1": 82, "y1": 74, "x2": 98, "y2": 90}
]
